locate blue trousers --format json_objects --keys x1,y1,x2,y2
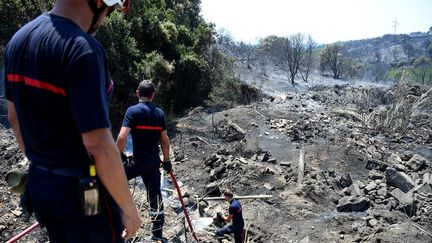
[
  {"x1": 27, "y1": 165, "x2": 124, "y2": 243},
  {"x1": 216, "y1": 224, "x2": 244, "y2": 243},
  {"x1": 126, "y1": 167, "x2": 164, "y2": 239}
]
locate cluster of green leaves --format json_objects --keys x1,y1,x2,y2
[
  {"x1": 96, "y1": 0, "x2": 222, "y2": 128},
  {"x1": 0, "y1": 0, "x2": 53, "y2": 66},
  {"x1": 1, "y1": 0, "x2": 245, "y2": 132},
  {"x1": 319, "y1": 43, "x2": 347, "y2": 79}
]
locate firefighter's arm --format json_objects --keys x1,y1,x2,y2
[
  {"x1": 224, "y1": 214, "x2": 234, "y2": 222},
  {"x1": 116, "y1": 126, "x2": 131, "y2": 152},
  {"x1": 7, "y1": 101, "x2": 25, "y2": 152},
  {"x1": 160, "y1": 130, "x2": 170, "y2": 162}
]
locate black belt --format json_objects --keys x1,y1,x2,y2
[{"x1": 31, "y1": 164, "x2": 82, "y2": 178}]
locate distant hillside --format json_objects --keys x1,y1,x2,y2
[
  {"x1": 216, "y1": 31, "x2": 432, "y2": 86},
  {"x1": 343, "y1": 32, "x2": 432, "y2": 66}
]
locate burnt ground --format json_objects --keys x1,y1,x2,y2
[{"x1": 1, "y1": 81, "x2": 432, "y2": 243}]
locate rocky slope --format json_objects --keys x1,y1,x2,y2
[{"x1": 1, "y1": 82, "x2": 431, "y2": 242}]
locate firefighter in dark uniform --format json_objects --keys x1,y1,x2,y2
[
  {"x1": 116, "y1": 80, "x2": 171, "y2": 242},
  {"x1": 4, "y1": 0, "x2": 141, "y2": 241},
  {"x1": 215, "y1": 190, "x2": 245, "y2": 243}
]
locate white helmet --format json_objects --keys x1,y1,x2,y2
[{"x1": 103, "y1": 0, "x2": 130, "y2": 12}]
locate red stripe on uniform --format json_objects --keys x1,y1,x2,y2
[
  {"x1": 7, "y1": 74, "x2": 66, "y2": 96},
  {"x1": 136, "y1": 125, "x2": 163, "y2": 131},
  {"x1": 107, "y1": 80, "x2": 113, "y2": 93}
]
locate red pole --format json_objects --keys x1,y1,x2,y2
[
  {"x1": 169, "y1": 171, "x2": 199, "y2": 242},
  {"x1": 6, "y1": 222, "x2": 39, "y2": 243}
]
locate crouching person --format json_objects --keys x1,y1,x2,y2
[{"x1": 214, "y1": 190, "x2": 245, "y2": 243}]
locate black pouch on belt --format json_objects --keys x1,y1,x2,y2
[{"x1": 79, "y1": 175, "x2": 101, "y2": 216}]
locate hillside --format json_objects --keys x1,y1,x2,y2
[{"x1": 343, "y1": 33, "x2": 432, "y2": 66}]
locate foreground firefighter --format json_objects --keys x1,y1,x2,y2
[
  {"x1": 116, "y1": 80, "x2": 172, "y2": 242},
  {"x1": 4, "y1": 0, "x2": 142, "y2": 241},
  {"x1": 214, "y1": 190, "x2": 245, "y2": 243}
]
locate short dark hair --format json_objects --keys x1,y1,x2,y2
[
  {"x1": 223, "y1": 190, "x2": 234, "y2": 198},
  {"x1": 138, "y1": 80, "x2": 156, "y2": 97}
]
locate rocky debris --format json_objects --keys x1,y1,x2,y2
[
  {"x1": 369, "y1": 170, "x2": 384, "y2": 180},
  {"x1": 364, "y1": 181, "x2": 378, "y2": 193},
  {"x1": 3, "y1": 84, "x2": 432, "y2": 243},
  {"x1": 348, "y1": 181, "x2": 365, "y2": 197},
  {"x1": 11, "y1": 209, "x2": 22, "y2": 217},
  {"x1": 337, "y1": 196, "x2": 370, "y2": 212},
  {"x1": 205, "y1": 182, "x2": 221, "y2": 196},
  {"x1": 414, "y1": 173, "x2": 432, "y2": 194},
  {"x1": 213, "y1": 118, "x2": 246, "y2": 141},
  {"x1": 336, "y1": 173, "x2": 353, "y2": 189},
  {"x1": 389, "y1": 188, "x2": 414, "y2": 205},
  {"x1": 406, "y1": 154, "x2": 427, "y2": 172},
  {"x1": 392, "y1": 190, "x2": 417, "y2": 217},
  {"x1": 268, "y1": 118, "x2": 294, "y2": 133},
  {"x1": 385, "y1": 167, "x2": 415, "y2": 193},
  {"x1": 366, "y1": 159, "x2": 389, "y2": 172}
]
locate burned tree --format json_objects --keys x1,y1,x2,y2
[{"x1": 260, "y1": 33, "x2": 315, "y2": 85}]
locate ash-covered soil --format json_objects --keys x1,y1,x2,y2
[{"x1": 1, "y1": 82, "x2": 431, "y2": 243}]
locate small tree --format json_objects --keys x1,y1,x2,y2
[
  {"x1": 299, "y1": 36, "x2": 316, "y2": 82},
  {"x1": 319, "y1": 43, "x2": 347, "y2": 79},
  {"x1": 237, "y1": 41, "x2": 255, "y2": 68},
  {"x1": 260, "y1": 33, "x2": 315, "y2": 85},
  {"x1": 216, "y1": 28, "x2": 234, "y2": 46}
]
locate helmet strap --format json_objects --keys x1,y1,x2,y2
[{"x1": 87, "y1": 0, "x2": 107, "y2": 34}]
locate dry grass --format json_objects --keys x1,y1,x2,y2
[{"x1": 350, "y1": 85, "x2": 431, "y2": 134}]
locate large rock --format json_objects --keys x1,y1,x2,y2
[
  {"x1": 423, "y1": 173, "x2": 431, "y2": 184},
  {"x1": 389, "y1": 188, "x2": 417, "y2": 216},
  {"x1": 369, "y1": 170, "x2": 384, "y2": 180},
  {"x1": 366, "y1": 159, "x2": 389, "y2": 172},
  {"x1": 210, "y1": 166, "x2": 226, "y2": 180},
  {"x1": 337, "y1": 173, "x2": 353, "y2": 189},
  {"x1": 390, "y1": 188, "x2": 417, "y2": 216},
  {"x1": 385, "y1": 167, "x2": 415, "y2": 193},
  {"x1": 205, "y1": 182, "x2": 221, "y2": 196},
  {"x1": 377, "y1": 187, "x2": 388, "y2": 198},
  {"x1": 337, "y1": 196, "x2": 370, "y2": 212},
  {"x1": 348, "y1": 181, "x2": 364, "y2": 197},
  {"x1": 406, "y1": 154, "x2": 427, "y2": 172},
  {"x1": 205, "y1": 154, "x2": 222, "y2": 167},
  {"x1": 387, "y1": 153, "x2": 402, "y2": 164},
  {"x1": 364, "y1": 182, "x2": 377, "y2": 193},
  {"x1": 414, "y1": 183, "x2": 432, "y2": 194}
]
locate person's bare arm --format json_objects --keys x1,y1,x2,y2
[
  {"x1": 160, "y1": 130, "x2": 170, "y2": 162},
  {"x1": 224, "y1": 214, "x2": 234, "y2": 222},
  {"x1": 82, "y1": 128, "x2": 141, "y2": 238},
  {"x1": 116, "y1": 126, "x2": 131, "y2": 152},
  {"x1": 7, "y1": 101, "x2": 25, "y2": 152}
]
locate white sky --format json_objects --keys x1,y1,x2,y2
[{"x1": 200, "y1": 0, "x2": 432, "y2": 44}]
